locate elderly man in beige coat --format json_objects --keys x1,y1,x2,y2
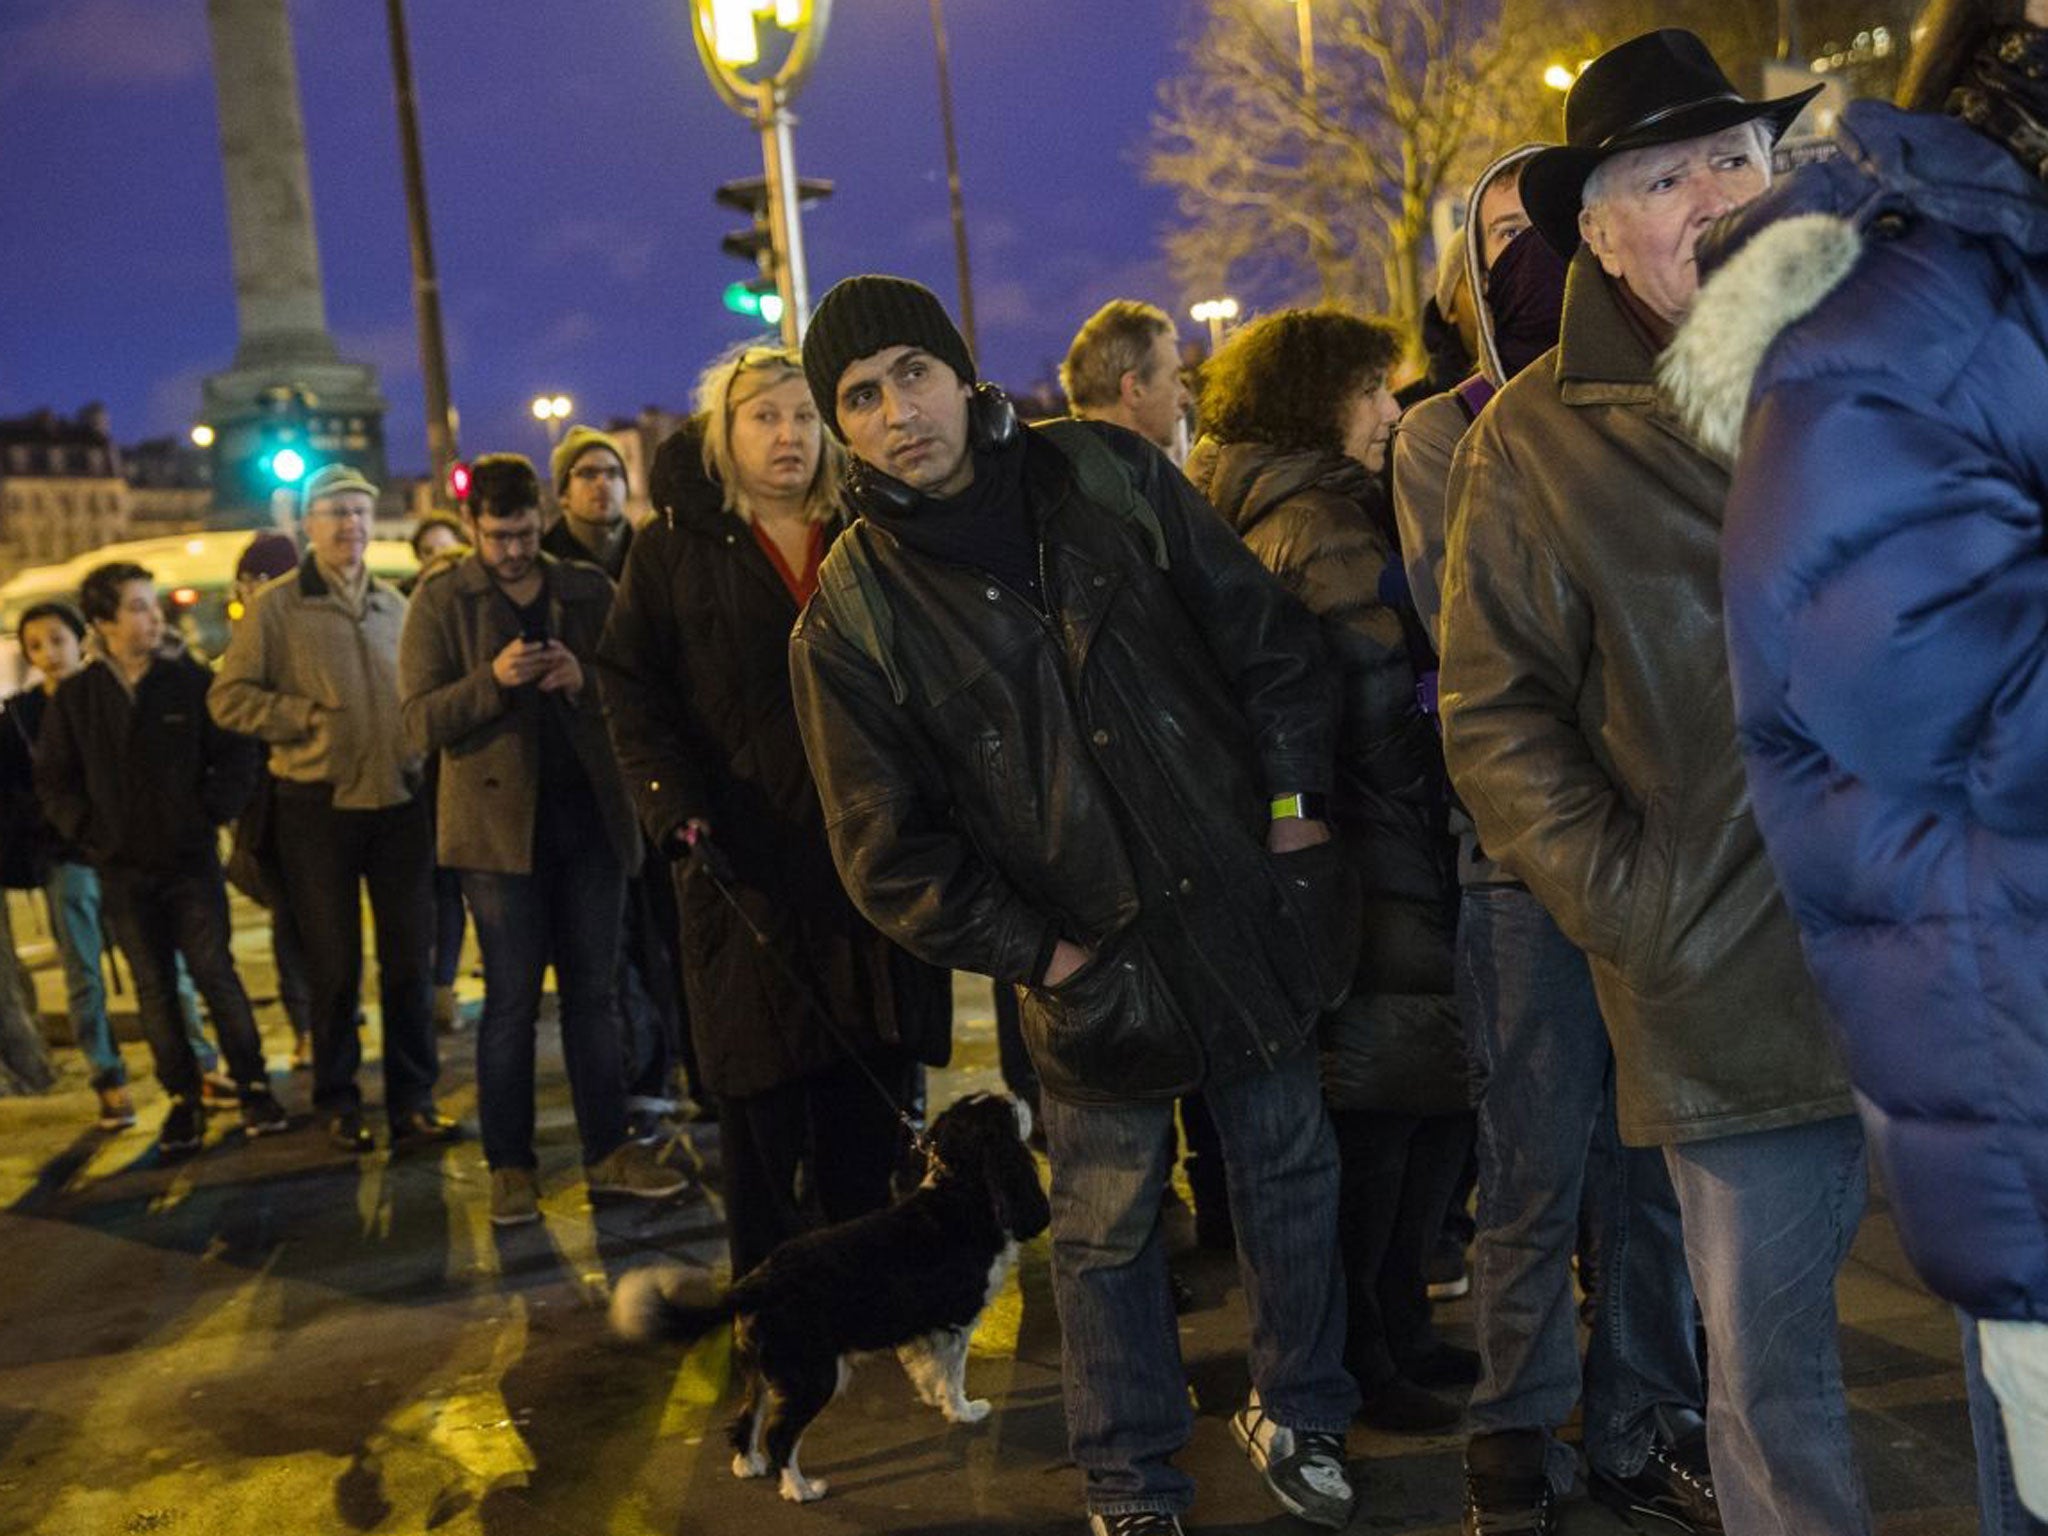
[{"x1": 210, "y1": 463, "x2": 456, "y2": 1156}]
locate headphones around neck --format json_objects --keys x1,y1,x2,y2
[{"x1": 843, "y1": 383, "x2": 1019, "y2": 519}]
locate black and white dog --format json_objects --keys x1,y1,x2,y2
[{"x1": 610, "y1": 1091, "x2": 1050, "y2": 1504}]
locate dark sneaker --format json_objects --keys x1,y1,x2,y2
[
  {"x1": 587, "y1": 1140, "x2": 693, "y2": 1200},
  {"x1": 1463, "y1": 1472, "x2": 1555, "y2": 1536},
  {"x1": 95, "y1": 1085, "x2": 137, "y2": 1131},
  {"x1": 390, "y1": 1108, "x2": 463, "y2": 1151},
  {"x1": 199, "y1": 1070, "x2": 239, "y2": 1110},
  {"x1": 158, "y1": 1097, "x2": 205, "y2": 1156},
  {"x1": 1426, "y1": 1236, "x2": 1472, "y2": 1300},
  {"x1": 1231, "y1": 1392, "x2": 1357, "y2": 1529},
  {"x1": 1465, "y1": 1431, "x2": 1556, "y2": 1536},
  {"x1": 239, "y1": 1089, "x2": 291, "y2": 1137},
  {"x1": 1088, "y1": 1513, "x2": 1185, "y2": 1535},
  {"x1": 489, "y1": 1167, "x2": 542, "y2": 1227},
  {"x1": 329, "y1": 1109, "x2": 374, "y2": 1154},
  {"x1": 1590, "y1": 1434, "x2": 1721, "y2": 1532}
]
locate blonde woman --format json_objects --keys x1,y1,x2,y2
[{"x1": 595, "y1": 341, "x2": 950, "y2": 1279}]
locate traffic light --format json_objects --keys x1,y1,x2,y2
[
  {"x1": 715, "y1": 175, "x2": 832, "y2": 330},
  {"x1": 723, "y1": 277, "x2": 785, "y2": 327},
  {"x1": 268, "y1": 447, "x2": 307, "y2": 485},
  {"x1": 447, "y1": 460, "x2": 472, "y2": 503}
]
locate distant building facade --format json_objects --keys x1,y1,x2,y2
[{"x1": 0, "y1": 408, "x2": 129, "y2": 576}]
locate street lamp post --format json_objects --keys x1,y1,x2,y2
[
  {"x1": 1291, "y1": 0, "x2": 1315, "y2": 104},
  {"x1": 531, "y1": 394, "x2": 571, "y2": 455},
  {"x1": 925, "y1": 0, "x2": 976, "y2": 357},
  {"x1": 384, "y1": 0, "x2": 460, "y2": 496},
  {"x1": 691, "y1": 1, "x2": 833, "y2": 345},
  {"x1": 1190, "y1": 297, "x2": 1240, "y2": 355}
]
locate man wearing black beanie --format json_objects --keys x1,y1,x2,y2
[{"x1": 790, "y1": 275, "x2": 1361, "y2": 1535}]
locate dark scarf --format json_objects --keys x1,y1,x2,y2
[
  {"x1": 1612, "y1": 275, "x2": 1676, "y2": 356},
  {"x1": 1485, "y1": 227, "x2": 1568, "y2": 378},
  {"x1": 861, "y1": 431, "x2": 1042, "y2": 609},
  {"x1": 1949, "y1": 23, "x2": 2048, "y2": 184}
]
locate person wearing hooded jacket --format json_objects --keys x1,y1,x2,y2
[
  {"x1": 594, "y1": 340, "x2": 951, "y2": 1281},
  {"x1": 1664, "y1": 0, "x2": 2048, "y2": 1520},
  {"x1": 1394, "y1": 148, "x2": 1709, "y2": 1530},
  {"x1": 1186, "y1": 308, "x2": 1477, "y2": 1436}
]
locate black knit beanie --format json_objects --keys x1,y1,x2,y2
[{"x1": 802, "y1": 275, "x2": 976, "y2": 438}]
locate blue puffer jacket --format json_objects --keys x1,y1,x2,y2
[{"x1": 1664, "y1": 100, "x2": 2048, "y2": 1322}]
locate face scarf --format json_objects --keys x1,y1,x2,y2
[
  {"x1": 1485, "y1": 226, "x2": 1569, "y2": 379},
  {"x1": 1949, "y1": 23, "x2": 2048, "y2": 184}
]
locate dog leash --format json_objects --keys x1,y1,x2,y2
[{"x1": 682, "y1": 826, "x2": 943, "y2": 1173}]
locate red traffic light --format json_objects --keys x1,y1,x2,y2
[{"x1": 447, "y1": 461, "x2": 472, "y2": 502}]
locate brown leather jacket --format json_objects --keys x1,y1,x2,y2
[{"x1": 1438, "y1": 249, "x2": 1850, "y2": 1147}]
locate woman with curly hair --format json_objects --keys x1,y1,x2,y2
[{"x1": 1187, "y1": 309, "x2": 1477, "y2": 1434}]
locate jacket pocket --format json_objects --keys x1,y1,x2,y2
[
  {"x1": 1618, "y1": 790, "x2": 1677, "y2": 979},
  {"x1": 1266, "y1": 838, "x2": 1363, "y2": 1016},
  {"x1": 1019, "y1": 932, "x2": 1202, "y2": 1104}
]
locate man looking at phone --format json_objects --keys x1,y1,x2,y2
[{"x1": 399, "y1": 454, "x2": 688, "y2": 1226}]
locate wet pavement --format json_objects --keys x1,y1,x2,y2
[{"x1": 0, "y1": 899, "x2": 1989, "y2": 1535}]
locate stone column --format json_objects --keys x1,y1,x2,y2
[
  {"x1": 206, "y1": 0, "x2": 339, "y2": 367},
  {"x1": 200, "y1": 0, "x2": 387, "y2": 519}
]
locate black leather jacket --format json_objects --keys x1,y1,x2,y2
[{"x1": 790, "y1": 423, "x2": 1346, "y2": 1105}]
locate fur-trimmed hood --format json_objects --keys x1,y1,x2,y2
[
  {"x1": 1661, "y1": 214, "x2": 1862, "y2": 459},
  {"x1": 1663, "y1": 98, "x2": 2048, "y2": 459}
]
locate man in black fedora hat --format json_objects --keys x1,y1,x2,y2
[{"x1": 1437, "y1": 29, "x2": 1871, "y2": 1536}]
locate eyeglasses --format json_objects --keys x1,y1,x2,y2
[{"x1": 570, "y1": 464, "x2": 625, "y2": 482}]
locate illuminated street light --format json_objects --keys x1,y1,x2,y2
[
  {"x1": 1543, "y1": 61, "x2": 1586, "y2": 91},
  {"x1": 691, "y1": 0, "x2": 832, "y2": 344},
  {"x1": 531, "y1": 394, "x2": 573, "y2": 452},
  {"x1": 189, "y1": 423, "x2": 216, "y2": 449},
  {"x1": 1190, "y1": 296, "x2": 1240, "y2": 353}
]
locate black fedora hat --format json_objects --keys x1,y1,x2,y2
[{"x1": 1522, "y1": 29, "x2": 1822, "y2": 257}]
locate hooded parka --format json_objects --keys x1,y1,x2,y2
[{"x1": 1667, "y1": 100, "x2": 2048, "y2": 1321}]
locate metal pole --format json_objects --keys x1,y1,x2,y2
[
  {"x1": 383, "y1": 0, "x2": 458, "y2": 488},
  {"x1": 755, "y1": 80, "x2": 809, "y2": 345},
  {"x1": 1777, "y1": 0, "x2": 1801, "y2": 61},
  {"x1": 1295, "y1": 0, "x2": 1316, "y2": 104},
  {"x1": 927, "y1": 0, "x2": 977, "y2": 357}
]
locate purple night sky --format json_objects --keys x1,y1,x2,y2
[{"x1": 0, "y1": 0, "x2": 1189, "y2": 475}]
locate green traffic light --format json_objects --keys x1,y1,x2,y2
[
  {"x1": 723, "y1": 281, "x2": 784, "y2": 327},
  {"x1": 269, "y1": 448, "x2": 307, "y2": 484}
]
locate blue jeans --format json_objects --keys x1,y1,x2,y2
[
  {"x1": 1663, "y1": 1114, "x2": 1872, "y2": 1535},
  {"x1": 1040, "y1": 1047, "x2": 1356, "y2": 1517},
  {"x1": 1458, "y1": 885, "x2": 1701, "y2": 1487},
  {"x1": 1962, "y1": 1309, "x2": 2048, "y2": 1535},
  {"x1": 43, "y1": 862, "x2": 121, "y2": 1089},
  {"x1": 460, "y1": 838, "x2": 630, "y2": 1170}
]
